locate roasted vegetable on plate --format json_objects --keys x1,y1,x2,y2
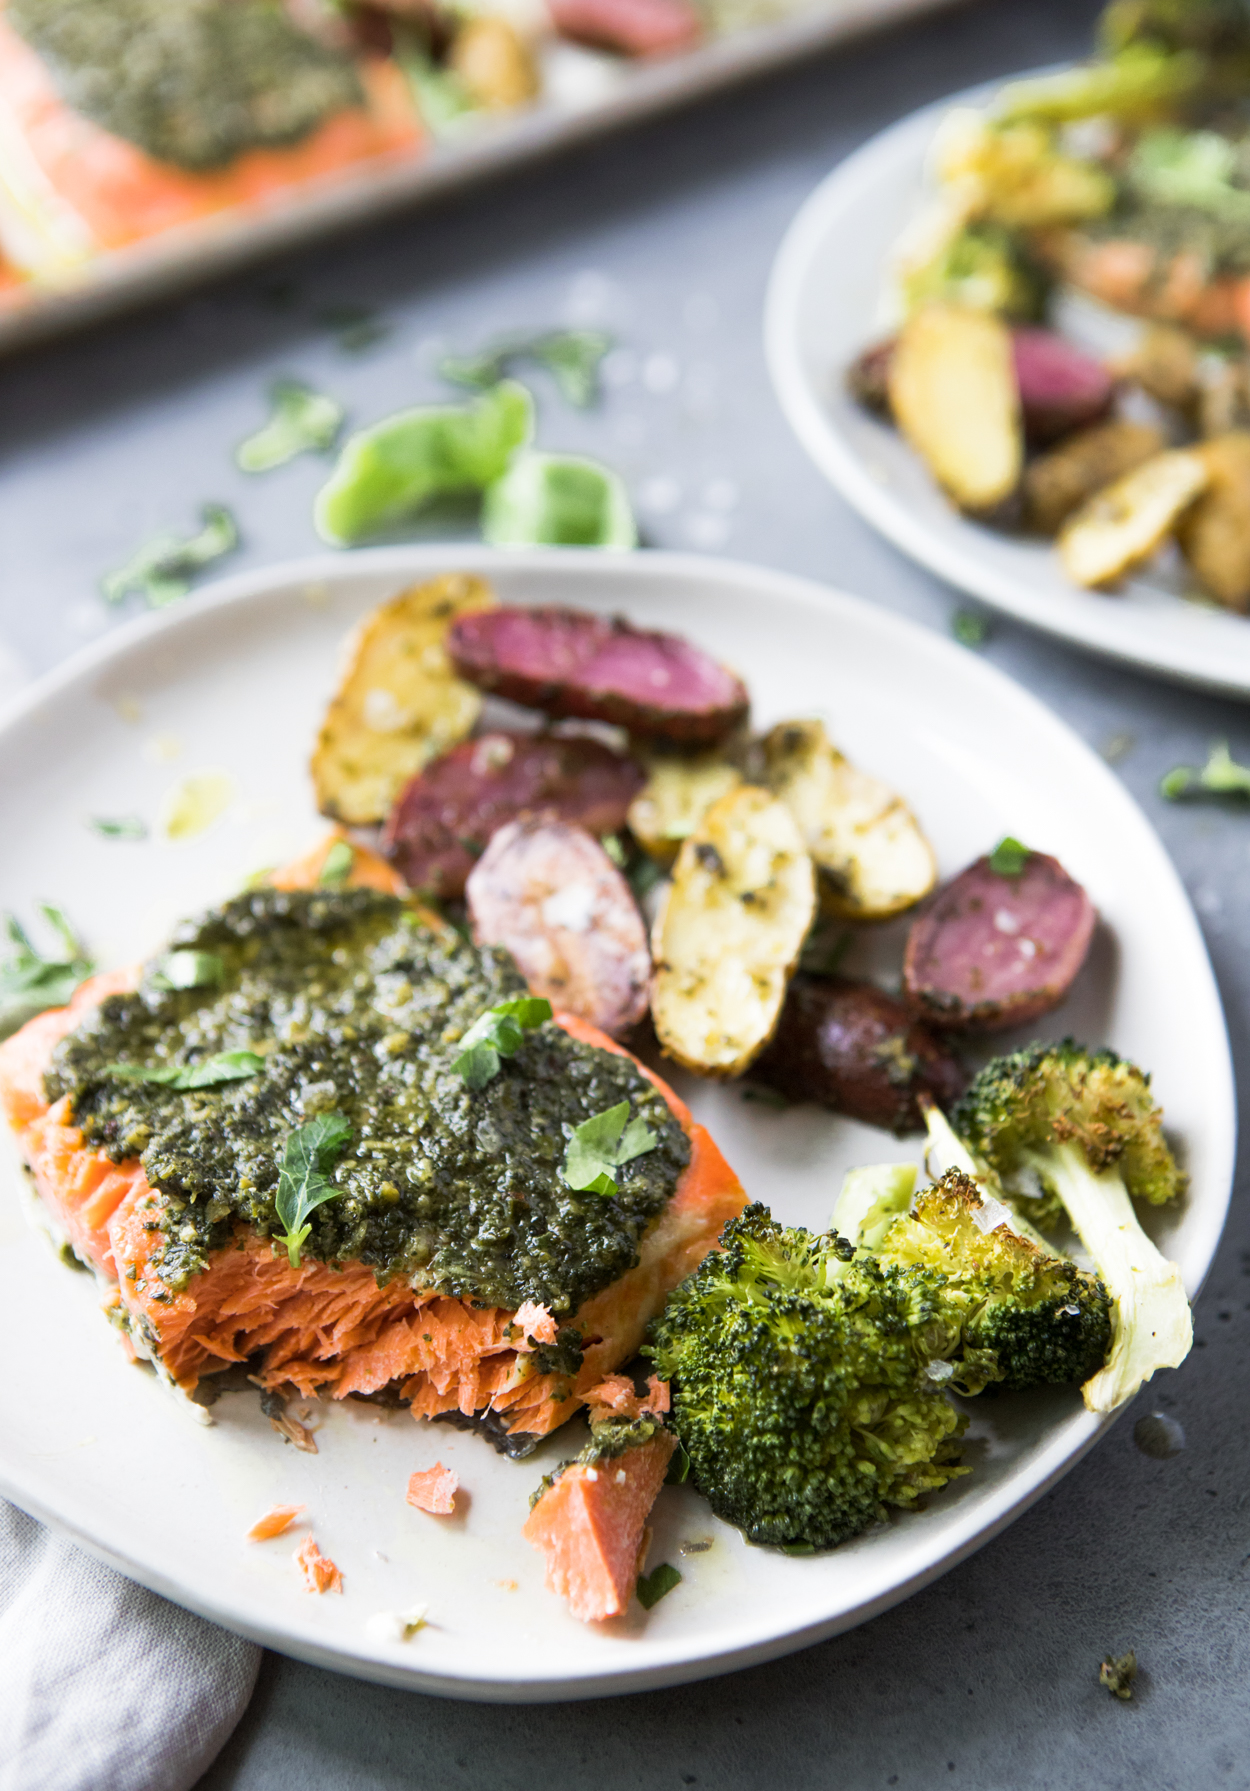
[{"x1": 846, "y1": 0, "x2": 1250, "y2": 615}]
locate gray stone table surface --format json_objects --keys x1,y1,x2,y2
[{"x1": 2, "y1": 0, "x2": 1248, "y2": 1785}]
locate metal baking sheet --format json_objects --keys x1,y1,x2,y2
[{"x1": 0, "y1": 0, "x2": 955, "y2": 354}]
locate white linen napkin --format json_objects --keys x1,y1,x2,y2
[{"x1": 0, "y1": 1500, "x2": 259, "y2": 1791}]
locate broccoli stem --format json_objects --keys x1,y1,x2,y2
[
  {"x1": 1027, "y1": 1141, "x2": 1192, "y2": 1414},
  {"x1": 923, "y1": 1101, "x2": 1054, "y2": 1252}
]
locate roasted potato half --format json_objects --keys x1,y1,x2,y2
[
  {"x1": 1023, "y1": 418, "x2": 1165, "y2": 536},
  {"x1": 311, "y1": 573, "x2": 496, "y2": 825},
  {"x1": 888, "y1": 304, "x2": 1023, "y2": 513},
  {"x1": 627, "y1": 751, "x2": 743, "y2": 867},
  {"x1": 1057, "y1": 448, "x2": 1208, "y2": 588},
  {"x1": 1176, "y1": 432, "x2": 1250, "y2": 611},
  {"x1": 651, "y1": 786, "x2": 816, "y2": 1077},
  {"x1": 760, "y1": 719, "x2": 936, "y2": 921}
]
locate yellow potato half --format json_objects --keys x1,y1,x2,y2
[
  {"x1": 761, "y1": 719, "x2": 936, "y2": 921},
  {"x1": 310, "y1": 572, "x2": 496, "y2": 825},
  {"x1": 651, "y1": 785, "x2": 815, "y2": 1077}
]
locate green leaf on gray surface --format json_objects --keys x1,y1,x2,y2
[
  {"x1": 236, "y1": 381, "x2": 344, "y2": 472},
  {"x1": 1160, "y1": 740, "x2": 1250, "y2": 801},
  {"x1": 102, "y1": 504, "x2": 239, "y2": 607},
  {"x1": 439, "y1": 330, "x2": 612, "y2": 409}
]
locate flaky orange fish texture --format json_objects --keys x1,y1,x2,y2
[{"x1": 0, "y1": 838, "x2": 745, "y2": 1441}]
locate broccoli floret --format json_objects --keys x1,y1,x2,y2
[
  {"x1": 876, "y1": 1170, "x2": 1112, "y2": 1391},
  {"x1": 646, "y1": 1204, "x2": 969, "y2": 1551},
  {"x1": 950, "y1": 1039, "x2": 1192, "y2": 1413}
]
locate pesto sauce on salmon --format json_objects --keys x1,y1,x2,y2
[
  {"x1": 8, "y1": 0, "x2": 363, "y2": 171},
  {"x1": 45, "y1": 889, "x2": 689, "y2": 1314}
]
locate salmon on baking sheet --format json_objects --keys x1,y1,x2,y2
[
  {"x1": 0, "y1": 3, "x2": 423, "y2": 280},
  {"x1": 0, "y1": 841, "x2": 745, "y2": 1447}
]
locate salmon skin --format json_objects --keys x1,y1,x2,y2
[{"x1": 0, "y1": 840, "x2": 746, "y2": 1442}]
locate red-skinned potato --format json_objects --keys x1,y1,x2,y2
[
  {"x1": 1011, "y1": 328, "x2": 1114, "y2": 445},
  {"x1": 850, "y1": 327, "x2": 1113, "y2": 447},
  {"x1": 466, "y1": 819, "x2": 650, "y2": 1038},
  {"x1": 446, "y1": 605, "x2": 749, "y2": 744},
  {"x1": 903, "y1": 848, "x2": 1096, "y2": 1032},
  {"x1": 750, "y1": 975, "x2": 966, "y2": 1135},
  {"x1": 382, "y1": 729, "x2": 643, "y2": 899}
]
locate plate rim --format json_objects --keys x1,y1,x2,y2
[
  {"x1": 0, "y1": 543, "x2": 1235, "y2": 1700},
  {"x1": 762, "y1": 74, "x2": 1250, "y2": 699}
]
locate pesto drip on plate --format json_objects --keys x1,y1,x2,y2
[
  {"x1": 46, "y1": 889, "x2": 689, "y2": 1313},
  {"x1": 8, "y1": 0, "x2": 364, "y2": 171}
]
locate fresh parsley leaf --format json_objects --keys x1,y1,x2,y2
[
  {"x1": 635, "y1": 1563, "x2": 681, "y2": 1610},
  {"x1": 439, "y1": 329, "x2": 612, "y2": 409},
  {"x1": 0, "y1": 904, "x2": 94, "y2": 1040},
  {"x1": 274, "y1": 1111, "x2": 353, "y2": 1269},
  {"x1": 988, "y1": 836, "x2": 1031, "y2": 877},
  {"x1": 453, "y1": 996, "x2": 552, "y2": 1089},
  {"x1": 563, "y1": 1100, "x2": 658, "y2": 1197},
  {"x1": 317, "y1": 302, "x2": 390, "y2": 354},
  {"x1": 236, "y1": 380, "x2": 345, "y2": 473},
  {"x1": 152, "y1": 949, "x2": 224, "y2": 992},
  {"x1": 104, "y1": 1050, "x2": 265, "y2": 1090},
  {"x1": 952, "y1": 607, "x2": 991, "y2": 648},
  {"x1": 319, "y1": 840, "x2": 354, "y2": 887},
  {"x1": 664, "y1": 1439, "x2": 691, "y2": 1486},
  {"x1": 89, "y1": 814, "x2": 147, "y2": 840},
  {"x1": 1160, "y1": 740, "x2": 1250, "y2": 802},
  {"x1": 102, "y1": 505, "x2": 239, "y2": 608}
]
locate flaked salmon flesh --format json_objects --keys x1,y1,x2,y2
[{"x1": 0, "y1": 838, "x2": 746, "y2": 1441}]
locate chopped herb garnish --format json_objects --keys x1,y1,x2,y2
[
  {"x1": 104, "y1": 1050, "x2": 265, "y2": 1090},
  {"x1": 439, "y1": 329, "x2": 612, "y2": 409},
  {"x1": 563, "y1": 1100, "x2": 658, "y2": 1197},
  {"x1": 664, "y1": 1439, "x2": 691, "y2": 1485},
  {"x1": 1099, "y1": 1650, "x2": 1138, "y2": 1700},
  {"x1": 0, "y1": 904, "x2": 94, "y2": 1040},
  {"x1": 952, "y1": 607, "x2": 991, "y2": 648},
  {"x1": 88, "y1": 814, "x2": 147, "y2": 840},
  {"x1": 102, "y1": 504, "x2": 239, "y2": 608},
  {"x1": 396, "y1": 42, "x2": 475, "y2": 136},
  {"x1": 601, "y1": 832, "x2": 627, "y2": 868},
  {"x1": 482, "y1": 450, "x2": 637, "y2": 549},
  {"x1": 319, "y1": 840, "x2": 355, "y2": 887},
  {"x1": 453, "y1": 996, "x2": 552, "y2": 1090},
  {"x1": 741, "y1": 1085, "x2": 790, "y2": 1110},
  {"x1": 635, "y1": 1563, "x2": 682, "y2": 1610},
  {"x1": 152, "y1": 949, "x2": 224, "y2": 991},
  {"x1": 799, "y1": 922, "x2": 853, "y2": 977},
  {"x1": 273, "y1": 1111, "x2": 352, "y2": 1268},
  {"x1": 236, "y1": 380, "x2": 344, "y2": 473},
  {"x1": 1160, "y1": 741, "x2": 1250, "y2": 801},
  {"x1": 988, "y1": 836, "x2": 1031, "y2": 877},
  {"x1": 317, "y1": 303, "x2": 390, "y2": 354}
]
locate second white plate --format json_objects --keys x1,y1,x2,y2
[{"x1": 764, "y1": 80, "x2": 1250, "y2": 698}]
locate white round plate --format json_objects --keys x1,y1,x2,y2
[
  {"x1": 0, "y1": 547, "x2": 1233, "y2": 1701},
  {"x1": 764, "y1": 80, "x2": 1250, "y2": 698}
]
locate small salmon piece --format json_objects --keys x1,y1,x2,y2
[
  {"x1": 248, "y1": 1503, "x2": 305, "y2": 1542},
  {"x1": 0, "y1": 18, "x2": 423, "y2": 267},
  {"x1": 0, "y1": 842, "x2": 745, "y2": 1443},
  {"x1": 407, "y1": 1464, "x2": 458, "y2": 1514},
  {"x1": 584, "y1": 1373, "x2": 669, "y2": 1420},
  {"x1": 268, "y1": 831, "x2": 407, "y2": 896},
  {"x1": 523, "y1": 1431, "x2": 676, "y2": 1622},
  {"x1": 295, "y1": 1535, "x2": 343, "y2": 1594}
]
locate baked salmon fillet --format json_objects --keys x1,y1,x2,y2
[
  {"x1": 0, "y1": 840, "x2": 744, "y2": 1445},
  {"x1": 0, "y1": 2, "x2": 422, "y2": 277}
]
